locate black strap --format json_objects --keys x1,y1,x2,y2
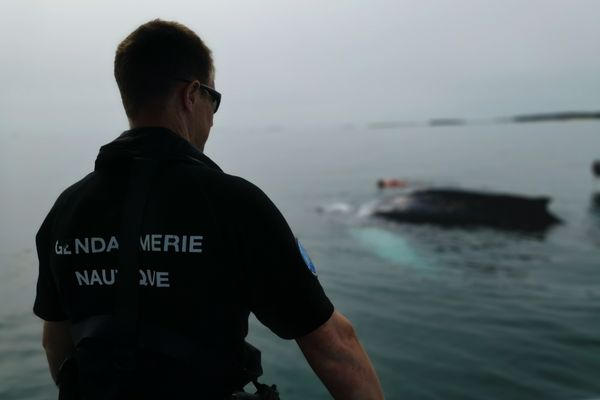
[
  {"x1": 70, "y1": 315, "x2": 209, "y2": 364},
  {"x1": 115, "y1": 158, "x2": 158, "y2": 345}
]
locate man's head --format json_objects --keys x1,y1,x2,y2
[{"x1": 114, "y1": 19, "x2": 218, "y2": 150}]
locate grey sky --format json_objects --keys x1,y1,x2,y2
[{"x1": 1, "y1": 0, "x2": 599, "y2": 130}]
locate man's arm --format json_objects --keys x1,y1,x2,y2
[
  {"x1": 296, "y1": 310, "x2": 384, "y2": 400},
  {"x1": 42, "y1": 320, "x2": 74, "y2": 383}
]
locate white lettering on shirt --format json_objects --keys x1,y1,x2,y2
[
  {"x1": 106, "y1": 236, "x2": 119, "y2": 252},
  {"x1": 55, "y1": 234, "x2": 204, "y2": 255},
  {"x1": 75, "y1": 238, "x2": 89, "y2": 254},
  {"x1": 189, "y1": 236, "x2": 203, "y2": 253},
  {"x1": 73, "y1": 268, "x2": 170, "y2": 288},
  {"x1": 91, "y1": 237, "x2": 106, "y2": 253},
  {"x1": 140, "y1": 235, "x2": 150, "y2": 251}
]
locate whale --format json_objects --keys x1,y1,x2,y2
[{"x1": 372, "y1": 188, "x2": 561, "y2": 230}]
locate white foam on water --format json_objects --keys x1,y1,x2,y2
[
  {"x1": 316, "y1": 202, "x2": 354, "y2": 214},
  {"x1": 357, "y1": 199, "x2": 380, "y2": 218}
]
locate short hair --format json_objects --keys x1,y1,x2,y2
[{"x1": 114, "y1": 19, "x2": 214, "y2": 118}]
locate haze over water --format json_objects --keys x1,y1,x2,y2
[
  {"x1": 2, "y1": 1, "x2": 600, "y2": 398},
  {"x1": 2, "y1": 120, "x2": 600, "y2": 399}
]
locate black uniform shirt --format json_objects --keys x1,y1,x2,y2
[{"x1": 33, "y1": 127, "x2": 334, "y2": 389}]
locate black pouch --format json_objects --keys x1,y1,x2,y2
[
  {"x1": 56, "y1": 355, "x2": 80, "y2": 400},
  {"x1": 228, "y1": 343, "x2": 280, "y2": 400},
  {"x1": 229, "y1": 380, "x2": 280, "y2": 400},
  {"x1": 57, "y1": 339, "x2": 137, "y2": 400}
]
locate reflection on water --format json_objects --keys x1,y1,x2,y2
[
  {"x1": 350, "y1": 227, "x2": 436, "y2": 270},
  {"x1": 589, "y1": 193, "x2": 600, "y2": 247},
  {"x1": 591, "y1": 192, "x2": 600, "y2": 213}
]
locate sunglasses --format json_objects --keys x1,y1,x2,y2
[{"x1": 175, "y1": 78, "x2": 221, "y2": 113}]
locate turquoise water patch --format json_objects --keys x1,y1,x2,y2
[{"x1": 350, "y1": 227, "x2": 434, "y2": 270}]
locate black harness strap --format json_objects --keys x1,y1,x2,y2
[
  {"x1": 70, "y1": 315, "x2": 209, "y2": 365},
  {"x1": 61, "y1": 158, "x2": 159, "y2": 399},
  {"x1": 115, "y1": 158, "x2": 158, "y2": 354}
]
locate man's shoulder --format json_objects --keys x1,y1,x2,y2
[
  {"x1": 188, "y1": 166, "x2": 281, "y2": 218},
  {"x1": 221, "y1": 174, "x2": 273, "y2": 205},
  {"x1": 214, "y1": 174, "x2": 275, "y2": 213},
  {"x1": 216, "y1": 173, "x2": 266, "y2": 198},
  {"x1": 52, "y1": 172, "x2": 97, "y2": 210},
  {"x1": 36, "y1": 172, "x2": 97, "y2": 239},
  {"x1": 178, "y1": 162, "x2": 267, "y2": 200}
]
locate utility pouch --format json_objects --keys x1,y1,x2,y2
[
  {"x1": 56, "y1": 355, "x2": 80, "y2": 400},
  {"x1": 228, "y1": 342, "x2": 280, "y2": 399},
  {"x1": 57, "y1": 339, "x2": 136, "y2": 400},
  {"x1": 241, "y1": 342, "x2": 263, "y2": 383},
  {"x1": 229, "y1": 380, "x2": 280, "y2": 400}
]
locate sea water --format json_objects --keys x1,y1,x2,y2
[{"x1": 1, "y1": 121, "x2": 599, "y2": 399}]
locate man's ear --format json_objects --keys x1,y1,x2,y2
[{"x1": 181, "y1": 81, "x2": 199, "y2": 112}]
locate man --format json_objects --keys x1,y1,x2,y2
[{"x1": 34, "y1": 19, "x2": 384, "y2": 399}]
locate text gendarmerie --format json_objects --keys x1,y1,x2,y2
[
  {"x1": 53, "y1": 234, "x2": 203, "y2": 289},
  {"x1": 54, "y1": 234, "x2": 203, "y2": 255}
]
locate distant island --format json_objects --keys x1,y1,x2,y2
[
  {"x1": 366, "y1": 110, "x2": 600, "y2": 130},
  {"x1": 428, "y1": 118, "x2": 465, "y2": 126},
  {"x1": 511, "y1": 111, "x2": 600, "y2": 123}
]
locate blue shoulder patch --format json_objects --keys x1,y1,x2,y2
[{"x1": 297, "y1": 239, "x2": 318, "y2": 276}]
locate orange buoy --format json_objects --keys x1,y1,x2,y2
[{"x1": 377, "y1": 179, "x2": 408, "y2": 189}]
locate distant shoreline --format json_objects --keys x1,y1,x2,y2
[
  {"x1": 366, "y1": 110, "x2": 600, "y2": 130},
  {"x1": 510, "y1": 111, "x2": 600, "y2": 123}
]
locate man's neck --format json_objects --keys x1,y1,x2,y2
[{"x1": 129, "y1": 115, "x2": 197, "y2": 149}]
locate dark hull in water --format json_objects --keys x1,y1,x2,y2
[{"x1": 373, "y1": 188, "x2": 561, "y2": 230}]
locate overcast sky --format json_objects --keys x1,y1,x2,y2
[{"x1": 1, "y1": 0, "x2": 599, "y2": 131}]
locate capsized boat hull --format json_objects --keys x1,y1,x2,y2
[{"x1": 373, "y1": 188, "x2": 561, "y2": 230}]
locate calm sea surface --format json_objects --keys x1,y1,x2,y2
[{"x1": 1, "y1": 121, "x2": 599, "y2": 399}]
